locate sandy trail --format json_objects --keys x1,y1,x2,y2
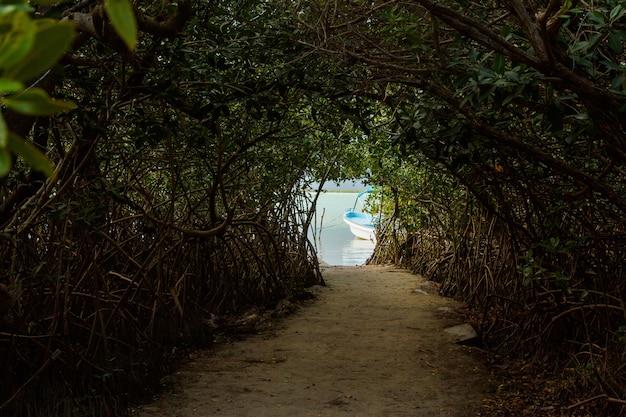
[{"x1": 137, "y1": 265, "x2": 488, "y2": 417}]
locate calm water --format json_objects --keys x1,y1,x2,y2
[{"x1": 308, "y1": 191, "x2": 375, "y2": 266}]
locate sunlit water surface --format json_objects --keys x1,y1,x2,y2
[{"x1": 308, "y1": 191, "x2": 375, "y2": 266}]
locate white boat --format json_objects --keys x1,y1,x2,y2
[
  {"x1": 343, "y1": 211, "x2": 376, "y2": 241},
  {"x1": 343, "y1": 187, "x2": 377, "y2": 241}
]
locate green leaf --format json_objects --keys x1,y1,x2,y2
[
  {"x1": 586, "y1": 33, "x2": 604, "y2": 53},
  {"x1": 0, "y1": 11, "x2": 36, "y2": 69},
  {"x1": 0, "y1": 146, "x2": 11, "y2": 177},
  {"x1": 6, "y1": 132, "x2": 55, "y2": 178},
  {"x1": 610, "y1": 4, "x2": 625, "y2": 22},
  {"x1": 105, "y1": 0, "x2": 138, "y2": 51},
  {"x1": 504, "y1": 70, "x2": 520, "y2": 82},
  {"x1": 494, "y1": 53, "x2": 505, "y2": 74},
  {"x1": 569, "y1": 40, "x2": 588, "y2": 54},
  {"x1": 3, "y1": 20, "x2": 74, "y2": 81},
  {"x1": 0, "y1": 4, "x2": 34, "y2": 16},
  {"x1": 502, "y1": 93, "x2": 517, "y2": 106},
  {"x1": 589, "y1": 11, "x2": 605, "y2": 24},
  {"x1": 500, "y1": 25, "x2": 511, "y2": 39},
  {"x1": 601, "y1": 59, "x2": 625, "y2": 71},
  {"x1": 3, "y1": 88, "x2": 76, "y2": 116},
  {"x1": 0, "y1": 112, "x2": 6, "y2": 147},
  {"x1": 571, "y1": 56, "x2": 593, "y2": 69},
  {"x1": 608, "y1": 32, "x2": 624, "y2": 54},
  {"x1": 0, "y1": 77, "x2": 24, "y2": 93}
]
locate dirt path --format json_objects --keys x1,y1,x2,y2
[{"x1": 137, "y1": 265, "x2": 489, "y2": 417}]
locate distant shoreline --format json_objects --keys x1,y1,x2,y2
[
  {"x1": 305, "y1": 189, "x2": 364, "y2": 194},
  {"x1": 308, "y1": 179, "x2": 369, "y2": 192}
]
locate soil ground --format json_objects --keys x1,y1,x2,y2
[{"x1": 136, "y1": 265, "x2": 490, "y2": 417}]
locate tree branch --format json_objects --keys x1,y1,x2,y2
[
  {"x1": 412, "y1": 0, "x2": 540, "y2": 67},
  {"x1": 504, "y1": 0, "x2": 549, "y2": 62},
  {"x1": 423, "y1": 80, "x2": 626, "y2": 213},
  {"x1": 136, "y1": 0, "x2": 193, "y2": 37},
  {"x1": 66, "y1": 0, "x2": 193, "y2": 48}
]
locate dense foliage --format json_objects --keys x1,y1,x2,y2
[
  {"x1": 298, "y1": 0, "x2": 626, "y2": 414},
  {"x1": 1, "y1": 0, "x2": 626, "y2": 415},
  {"x1": 0, "y1": 1, "x2": 346, "y2": 415}
]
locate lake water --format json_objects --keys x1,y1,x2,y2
[{"x1": 308, "y1": 191, "x2": 376, "y2": 266}]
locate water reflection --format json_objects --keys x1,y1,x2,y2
[
  {"x1": 315, "y1": 234, "x2": 375, "y2": 266},
  {"x1": 341, "y1": 237, "x2": 376, "y2": 266},
  {"x1": 308, "y1": 191, "x2": 376, "y2": 266}
]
